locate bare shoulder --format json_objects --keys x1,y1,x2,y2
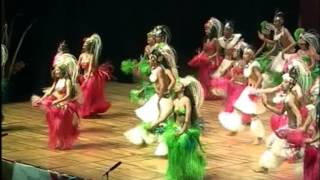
[{"x1": 182, "y1": 96, "x2": 191, "y2": 104}]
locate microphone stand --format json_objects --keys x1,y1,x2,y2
[{"x1": 102, "y1": 161, "x2": 122, "y2": 180}]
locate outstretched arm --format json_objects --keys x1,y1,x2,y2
[
  {"x1": 40, "y1": 82, "x2": 56, "y2": 101},
  {"x1": 255, "y1": 84, "x2": 282, "y2": 94},
  {"x1": 261, "y1": 94, "x2": 285, "y2": 115}
]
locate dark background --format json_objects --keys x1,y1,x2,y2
[{"x1": 2, "y1": 0, "x2": 318, "y2": 102}]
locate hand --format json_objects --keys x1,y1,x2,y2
[
  {"x1": 304, "y1": 138, "x2": 313, "y2": 144},
  {"x1": 175, "y1": 131, "x2": 182, "y2": 137},
  {"x1": 258, "y1": 31, "x2": 265, "y2": 41},
  {"x1": 52, "y1": 100, "x2": 58, "y2": 105}
]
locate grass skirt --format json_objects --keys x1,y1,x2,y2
[{"x1": 163, "y1": 121, "x2": 206, "y2": 180}]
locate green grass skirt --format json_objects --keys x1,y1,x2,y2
[{"x1": 163, "y1": 121, "x2": 206, "y2": 180}]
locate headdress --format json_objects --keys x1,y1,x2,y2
[{"x1": 178, "y1": 76, "x2": 204, "y2": 116}]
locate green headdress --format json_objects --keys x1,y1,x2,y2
[{"x1": 294, "y1": 28, "x2": 305, "y2": 42}]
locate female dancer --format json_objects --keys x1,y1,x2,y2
[
  {"x1": 255, "y1": 21, "x2": 283, "y2": 88},
  {"x1": 253, "y1": 68, "x2": 310, "y2": 173},
  {"x1": 32, "y1": 65, "x2": 80, "y2": 150},
  {"x1": 151, "y1": 76, "x2": 206, "y2": 180},
  {"x1": 276, "y1": 28, "x2": 318, "y2": 95},
  {"x1": 124, "y1": 49, "x2": 176, "y2": 156},
  {"x1": 78, "y1": 34, "x2": 113, "y2": 118},
  {"x1": 302, "y1": 77, "x2": 319, "y2": 180},
  {"x1": 188, "y1": 17, "x2": 223, "y2": 100},
  {"x1": 152, "y1": 25, "x2": 179, "y2": 79},
  {"x1": 219, "y1": 47, "x2": 266, "y2": 144},
  {"x1": 121, "y1": 30, "x2": 156, "y2": 105},
  {"x1": 212, "y1": 21, "x2": 245, "y2": 78}
]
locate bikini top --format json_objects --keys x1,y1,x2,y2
[
  {"x1": 175, "y1": 107, "x2": 186, "y2": 116},
  {"x1": 55, "y1": 79, "x2": 66, "y2": 93},
  {"x1": 149, "y1": 66, "x2": 162, "y2": 82}
]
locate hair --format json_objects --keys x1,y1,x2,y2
[
  {"x1": 274, "y1": 10, "x2": 284, "y2": 19},
  {"x1": 57, "y1": 40, "x2": 69, "y2": 53},
  {"x1": 205, "y1": 17, "x2": 222, "y2": 40},
  {"x1": 302, "y1": 30, "x2": 320, "y2": 53},
  {"x1": 224, "y1": 20, "x2": 235, "y2": 32},
  {"x1": 288, "y1": 67, "x2": 298, "y2": 88},
  {"x1": 153, "y1": 25, "x2": 172, "y2": 44},
  {"x1": 180, "y1": 76, "x2": 204, "y2": 125},
  {"x1": 82, "y1": 33, "x2": 102, "y2": 66}
]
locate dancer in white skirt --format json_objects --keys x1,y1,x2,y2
[
  {"x1": 253, "y1": 68, "x2": 311, "y2": 174},
  {"x1": 219, "y1": 47, "x2": 266, "y2": 145},
  {"x1": 212, "y1": 21, "x2": 246, "y2": 78},
  {"x1": 124, "y1": 48, "x2": 176, "y2": 156}
]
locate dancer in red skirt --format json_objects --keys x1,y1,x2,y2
[
  {"x1": 188, "y1": 17, "x2": 223, "y2": 100},
  {"x1": 78, "y1": 33, "x2": 113, "y2": 118},
  {"x1": 32, "y1": 65, "x2": 80, "y2": 150}
]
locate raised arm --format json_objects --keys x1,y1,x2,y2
[{"x1": 256, "y1": 84, "x2": 282, "y2": 94}]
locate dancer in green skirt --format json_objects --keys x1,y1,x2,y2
[{"x1": 151, "y1": 76, "x2": 206, "y2": 180}]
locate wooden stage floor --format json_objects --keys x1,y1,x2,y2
[{"x1": 2, "y1": 82, "x2": 303, "y2": 180}]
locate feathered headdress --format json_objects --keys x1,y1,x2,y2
[
  {"x1": 295, "y1": 28, "x2": 320, "y2": 53},
  {"x1": 153, "y1": 25, "x2": 172, "y2": 43},
  {"x1": 84, "y1": 33, "x2": 102, "y2": 66},
  {"x1": 260, "y1": 21, "x2": 275, "y2": 34},
  {"x1": 224, "y1": 20, "x2": 234, "y2": 32},
  {"x1": 179, "y1": 76, "x2": 204, "y2": 116},
  {"x1": 208, "y1": 17, "x2": 223, "y2": 37}
]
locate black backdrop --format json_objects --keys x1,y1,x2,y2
[{"x1": 2, "y1": 0, "x2": 304, "y2": 102}]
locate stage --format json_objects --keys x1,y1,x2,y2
[{"x1": 2, "y1": 82, "x2": 303, "y2": 180}]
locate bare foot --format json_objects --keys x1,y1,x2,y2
[{"x1": 252, "y1": 167, "x2": 268, "y2": 174}]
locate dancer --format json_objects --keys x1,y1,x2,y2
[
  {"x1": 188, "y1": 17, "x2": 223, "y2": 100},
  {"x1": 219, "y1": 47, "x2": 266, "y2": 144},
  {"x1": 78, "y1": 33, "x2": 113, "y2": 118},
  {"x1": 212, "y1": 21, "x2": 245, "y2": 78},
  {"x1": 124, "y1": 49, "x2": 176, "y2": 156},
  {"x1": 121, "y1": 31, "x2": 156, "y2": 105},
  {"x1": 32, "y1": 65, "x2": 80, "y2": 150},
  {"x1": 278, "y1": 28, "x2": 318, "y2": 94},
  {"x1": 272, "y1": 11, "x2": 295, "y2": 52},
  {"x1": 255, "y1": 21, "x2": 283, "y2": 88},
  {"x1": 46, "y1": 41, "x2": 78, "y2": 91},
  {"x1": 152, "y1": 25, "x2": 179, "y2": 79},
  {"x1": 151, "y1": 76, "x2": 206, "y2": 180},
  {"x1": 253, "y1": 68, "x2": 310, "y2": 173},
  {"x1": 302, "y1": 78, "x2": 319, "y2": 180},
  {"x1": 269, "y1": 11, "x2": 296, "y2": 74}
]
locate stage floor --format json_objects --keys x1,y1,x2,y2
[{"x1": 2, "y1": 82, "x2": 303, "y2": 180}]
